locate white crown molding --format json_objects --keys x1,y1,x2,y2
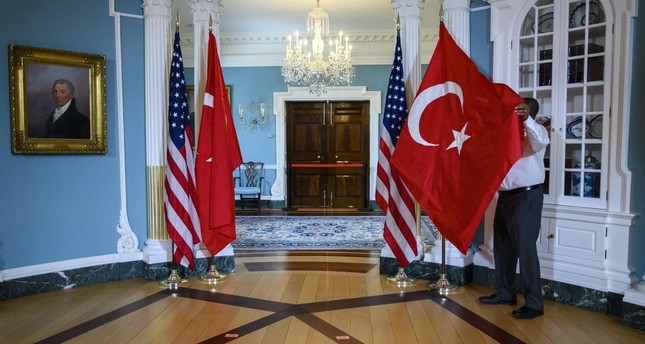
[{"x1": 181, "y1": 30, "x2": 439, "y2": 67}]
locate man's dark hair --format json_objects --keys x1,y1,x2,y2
[
  {"x1": 523, "y1": 97, "x2": 539, "y2": 119},
  {"x1": 52, "y1": 78, "x2": 76, "y2": 94}
]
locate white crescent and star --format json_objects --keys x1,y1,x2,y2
[{"x1": 407, "y1": 81, "x2": 471, "y2": 155}]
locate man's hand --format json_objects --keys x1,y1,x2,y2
[{"x1": 515, "y1": 103, "x2": 529, "y2": 121}]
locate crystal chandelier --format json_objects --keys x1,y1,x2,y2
[{"x1": 282, "y1": 0, "x2": 355, "y2": 96}]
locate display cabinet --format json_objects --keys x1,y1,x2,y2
[
  {"x1": 483, "y1": 0, "x2": 637, "y2": 302},
  {"x1": 517, "y1": 0, "x2": 608, "y2": 208}
]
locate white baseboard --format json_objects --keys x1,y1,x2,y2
[
  {"x1": 0, "y1": 244, "x2": 235, "y2": 282},
  {"x1": 0, "y1": 252, "x2": 142, "y2": 282}
]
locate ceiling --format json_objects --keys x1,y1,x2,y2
[
  {"x1": 177, "y1": 0, "x2": 441, "y2": 35},
  {"x1": 173, "y1": 0, "x2": 443, "y2": 67}
]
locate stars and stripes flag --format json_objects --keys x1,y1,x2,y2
[
  {"x1": 163, "y1": 30, "x2": 201, "y2": 270},
  {"x1": 375, "y1": 31, "x2": 418, "y2": 267}
]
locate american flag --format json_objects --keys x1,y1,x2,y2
[
  {"x1": 375, "y1": 32, "x2": 418, "y2": 267},
  {"x1": 163, "y1": 30, "x2": 201, "y2": 270}
]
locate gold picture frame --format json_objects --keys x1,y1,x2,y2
[{"x1": 9, "y1": 44, "x2": 107, "y2": 154}]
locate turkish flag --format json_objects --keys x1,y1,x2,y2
[
  {"x1": 195, "y1": 32, "x2": 243, "y2": 256},
  {"x1": 391, "y1": 23, "x2": 524, "y2": 254}
]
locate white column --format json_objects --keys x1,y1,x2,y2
[
  {"x1": 389, "y1": 0, "x2": 425, "y2": 260},
  {"x1": 141, "y1": 0, "x2": 172, "y2": 263},
  {"x1": 423, "y1": 0, "x2": 474, "y2": 267},
  {"x1": 393, "y1": 0, "x2": 424, "y2": 100},
  {"x1": 187, "y1": 0, "x2": 222, "y2": 139},
  {"x1": 187, "y1": 0, "x2": 230, "y2": 258},
  {"x1": 441, "y1": 0, "x2": 471, "y2": 55}
]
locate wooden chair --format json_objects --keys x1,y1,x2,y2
[{"x1": 234, "y1": 161, "x2": 264, "y2": 211}]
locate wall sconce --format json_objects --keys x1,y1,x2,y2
[{"x1": 238, "y1": 100, "x2": 267, "y2": 130}]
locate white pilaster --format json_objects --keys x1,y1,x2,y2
[
  {"x1": 142, "y1": 0, "x2": 172, "y2": 260},
  {"x1": 485, "y1": 0, "x2": 512, "y2": 83},
  {"x1": 109, "y1": 0, "x2": 142, "y2": 254}
]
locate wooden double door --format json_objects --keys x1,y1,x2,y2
[{"x1": 286, "y1": 100, "x2": 370, "y2": 209}]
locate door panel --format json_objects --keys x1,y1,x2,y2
[
  {"x1": 287, "y1": 102, "x2": 326, "y2": 163},
  {"x1": 291, "y1": 168, "x2": 323, "y2": 208},
  {"x1": 329, "y1": 167, "x2": 365, "y2": 208},
  {"x1": 329, "y1": 102, "x2": 369, "y2": 162},
  {"x1": 286, "y1": 101, "x2": 369, "y2": 209}
]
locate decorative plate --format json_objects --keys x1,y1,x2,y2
[
  {"x1": 570, "y1": 2, "x2": 585, "y2": 28},
  {"x1": 521, "y1": 16, "x2": 535, "y2": 36},
  {"x1": 589, "y1": 115, "x2": 603, "y2": 138},
  {"x1": 587, "y1": 0, "x2": 603, "y2": 25},
  {"x1": 570, "y1": 0, "x2": 603, "y2": 28},
  {"x1": 566, "y1": 116, "x2": 587, "y2": 139},
  {"x1": 537, "y1": 12, "x2": 554, "y2": 33}
]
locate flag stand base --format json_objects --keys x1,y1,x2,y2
[
  {"x1": 158, "y1": 268, "x2": 189, "y2": 290},
  {"x1": 199, "y1": 259, "x2": 228, "y2": 284},
  {"x1": 428, "y1": 273, "x2": 459, "y2": 295},
  {"x1": 427, "y1": 236, "x2": 459, "y2": 295},
  {"x1": 387, "y1": 267, "x2": 415, "y2": 287}
]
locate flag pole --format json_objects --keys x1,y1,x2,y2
[
  {"x1": 386, "y1": 203, "x2": 417, "y2": 286},
  {"x1": 159, "y1": 10, "x2": 190, "y2": 291},
  {"x1": 427, "y1": 5, "x2": 458, "y2": 294},
  {"x1": 158, "y1": 242, "x2": 190, "y2": 290},
  {"x1": 199, "y1": 256, "x2": 229, "y2": 283},
  {"x1": 427, "y1": 234, "x2": 459, "y2": 294},
  {"x1": 385, "y1": 14, "x2": 415, "y2": 288},
  {"x1": 199, "y1": 13, "x2": 230, "y2": 284}
]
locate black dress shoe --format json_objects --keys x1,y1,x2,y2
[
  {"x1": 478, "y1": 294, "x2": 517, "y2": 305},
  {"x1": 512, "y1": 306, "x2": 544, "y2": 319}
]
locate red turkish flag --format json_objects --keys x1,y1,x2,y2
[
  {"x1": 195, "y1": 32, "x2": 243, "y2": 256},
  {"x1": 391, "y1": 23, "x2": 523, "y2": 254}
]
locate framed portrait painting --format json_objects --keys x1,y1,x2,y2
[{"x1": 9, "y1": 44, "x2": 107, "y2": 154}]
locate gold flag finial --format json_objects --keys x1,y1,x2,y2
[
  {"x1": 209, "y1": 14, "x2": 213, "y2": 32},
  {"x1": 175, "y1": 9, "x2": 180, "y2": 32},
  {"x1": 439, "y1": 3, "x2": 444, "y2": 22},
  {"x1": 396, "y1": 13, "x2": 400, "y2": 32}
]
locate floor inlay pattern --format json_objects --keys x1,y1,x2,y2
[{"x1": 36, "y1": 287, "x2": 526, "y2": 344}]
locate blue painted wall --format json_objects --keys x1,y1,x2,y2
[
  {"x1": 0, "y1": 0, "x2": 643, "y2": 286},
  {"x1": 0, "y1": 0, "x2": 146, "y2": 270}
]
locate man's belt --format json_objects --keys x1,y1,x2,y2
[{"x1": 498, "y1": 184, "x2": 542, "y2": 198}]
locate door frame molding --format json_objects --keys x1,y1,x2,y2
[{"x1": 272, "y1": 86, "x2": 381, "y2": 202}]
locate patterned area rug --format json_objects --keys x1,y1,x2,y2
[{"x1": 232, "y1": 216, "x2": 436, "y2": 250}]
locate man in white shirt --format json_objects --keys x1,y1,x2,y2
[{"x1": 479, "y1": 97, "x2": 550, "y2": 319}]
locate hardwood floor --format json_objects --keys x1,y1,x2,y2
[{"x1": 1, "y1": 250, "x2": 644, "y2": 343}]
